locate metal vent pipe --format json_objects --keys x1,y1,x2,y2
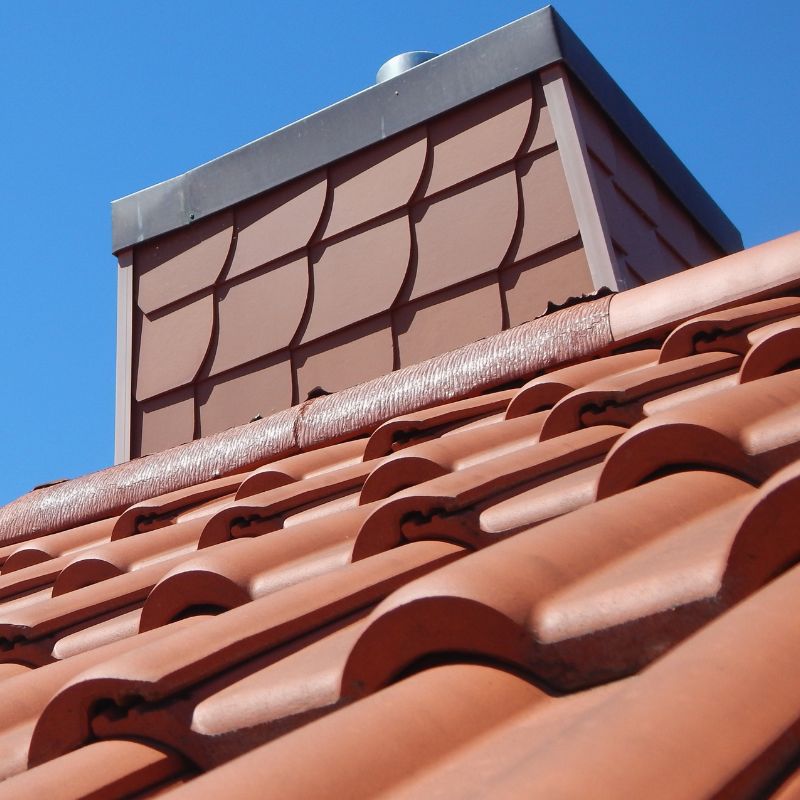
[{"x1": 376, "y1": 51, "x2": 437, "y2": 83}]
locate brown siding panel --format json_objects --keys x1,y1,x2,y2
[
  {"x1": 134, "y1": 292, "x2": 214, "y2": 403},
  {"x1": 322, "y1": 128, "x2": 427, "y2": 239},
  {"x1": 127, "y1": 78, "x2": 588, "y2": 455},
  {"x1": 134, "y1": 387, "x2": 196, "y2": 457},
  {"x1": 136, "y1": 212, "x2": 233, "y2": 315},
  {"x1": 302, "y1": 215, "x2": 411, "y2": 343},
  {"x1": 572, "y1": 84, "x2": 725, "y2": 286},
  {"x1": 395, "y1": 275, "x2": 504, "y2": 367},
  {"x1": 502, "y1": 247, "x2": 594, "y2": 326},
  {"x1": 209, "y1": 255, "x2": 308, "y2": 376},
  {"x1": 514, "y1": 149, "x2": 580, "y2": 261},
  {"x1": 523, "y1": 80, "x2": 557, "y2": 154},
  {"x1": 227, "y1": 171, "x2": 326, "y2": 281},
  {"x1": 127, "y1": 73, "x2": 718, "y2": 457},
  {"x1": 197, "y1": 355, "x2": 293, "y2": 438},
  {"x1": 295, "y1": 317, "x2": 394, "y2": 400},
  {"x1": 424, "y1": 80, "x2": 533, "y2": 197},
  {"x1": 412, "y1": 168, "x2": 518, "y2": 301}
]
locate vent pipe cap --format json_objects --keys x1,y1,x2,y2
[{"x1": 376, "y1": 51, "x2": 438, "y2": 83}]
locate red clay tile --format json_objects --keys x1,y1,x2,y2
[
  {"x1": 133, "y1": 459, "x2": 753, "y2": 747},
  {"x1": 0, "y1": 559, "x2": 69, "y2": 606},
  {"x1": 134, "y1": 293, "x2": 214, "y2": 402},
  {"x1": 164, "y1": 662, "x2": 609, "y2": 800},
  {"x1": 772, "y1": 770, "x2": 800, "y2": 800},
  {"x1": 0, "y1": 664, "x2": 31, "y2": 680},
  {"x1": 2, "y1": 516, "x2": 117, "y2": 574},
  {"x1": 235, "y1": 438, "x2": 368, "y2": 499},
  {"x1": 7, "y1": 208, "x2": 800, "y2": 800},
  {"x1": 30, "y1": 543, "x2": 463, "y2": 766},
  {"x1": 424, "y1": 80, "x2": 533, "y2": 197},
  {"x1": 478, "y1": 560, "x2": 800, "y2": 799},
  {"x1": 740, "y1": 317, "x2": 800, "y2": 381},
  {"x1": 478, "y1": 462, "x2": 604, "y2": 533},
  {"x1": 322, "y1": 127, "x2": 427, "y2": 239},
  {"x1": 0, "y1": 618, "x2": 199, "y2": 780},
  {"x1": 0, "y1": 562, "x2": 188, "y2": 667},
  {"x1": 136, "y1": 212, "x2": 233, "y2": 315},
  {"x1": 598, "y1": 369, "x2": 800, "y2": 496},
  {"x1": 198, "y1": 459, "x2": 383, "y2": 546},
  {"x1": 505, "y1": 349, "x2": 658, "y2": 419},
  {"x1": 659, "y1": 296, "x2": 800, "y2": 361},
  {"x1": 355, "y1": 425, "x2": 624, "y2": 552},
  {"x1": 411, "y1": 168, "x2": 518, "y2": 300},
  {"x1": 227, "y1": 170, "x2": 326, "y2": 281},
  {"x1": 302, "y1": 215, "x2": 411, "y2": 343},
  {"x1": 209, "y1": 255, "x2": 308, "y2": 375},
  {"x1": 609, "y1": 231, "x2": 800, "y2": 343},
  {"x1": 540, "y1": 350, "x2": 741, "y2": 438},
  {"x1": 346, "y1": 470, "x2": 750, "y2": 695},
  {"x1": 113, "y1": 474, "x2": 243, "y2": 538},
  {"x1": 364, "y1": 390, "x2": 517, "y2": 458},
  {"x1": 250, "y1": 556, "x2": 800, "y2": 800},
  {"x1": 0, "y1": 739, "x2": 189, "y2": 800},
  {"x1": 142, "y1": 505, "x2": 378, "y2": 624},
  {"x1": 51, "y1": 608, "x2": 144, "y2": 659},
  {"x1": 50, "y1": 516, "x2": 209, "y2": 596},
  {"x1": 360, "y1": 412, "x2": 547, "y2": 503}
]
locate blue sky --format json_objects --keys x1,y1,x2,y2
[{"x1": 0, "y1": 0, "x2": 797, "y2": 505}]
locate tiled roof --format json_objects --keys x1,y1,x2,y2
[{"x1": 2, "y1": 233, "x2": 800, "y2": 798}]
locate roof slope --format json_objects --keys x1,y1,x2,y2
[{"x1": 0, "y1": 233, "x2": 800, "y2": 798}]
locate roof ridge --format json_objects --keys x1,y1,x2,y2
[{"x1": 0, "y1": 295, "x2": 614, "y2": 546}]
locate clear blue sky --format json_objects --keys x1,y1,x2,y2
[{"x1": 0, "y1": 1, "x2": 797, "y2": 505}]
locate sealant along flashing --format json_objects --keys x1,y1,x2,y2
[{"x1": 109, "y1": 6, "x2": 741, "y2": 255}]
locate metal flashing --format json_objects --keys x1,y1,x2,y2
[
  {"x1": 114, "y1": 250, "x2": 134, "y2": 464},
  {"x1": 111, "y1": 6, "x2": 741, "y2": 254},
  {"x1": 541, "y1": 65, "x2": 620, "y2": 292}
]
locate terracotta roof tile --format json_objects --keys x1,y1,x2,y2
[{"x1": 2, "y1": 233, "x2": 800, "y2": 796}]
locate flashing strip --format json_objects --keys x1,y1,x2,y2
[{"x1": 111, "y1": 7, "x2": 741, "y2": 255}]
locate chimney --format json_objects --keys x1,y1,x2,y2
[{"x1": 111, "y1": 7, "x2": 741, "y2": 462}]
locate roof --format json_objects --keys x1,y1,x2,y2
[
  {"x1": 0, "y1": 232, "x2": 799, "y2": 797},
  {"x1": 110, "y1": 6, "x2": 741, "y2": 255}
]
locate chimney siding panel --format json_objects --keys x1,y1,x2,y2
[
  {"x1": 424, "y1": 79, "x2": 533, "y2": 197},
  {"x1": 395, "y1": 275, "x2": 504, "y2": 367},
  {"x1": 197, "y1": 355, "x2": 293, "y2": 439},
  {"x1": 501, "y1": 246, "x2": 594, "y2": 327},
  {"x1": 302, "y1": 214, "x2": 412, "y2": 343},
  {"x1": 228, "y1": 171, "x2": 326, "y2": 282},
  {"x1": 322, "y1": 127, "x2": 427, "y2": 240},
  {"x1": 571, "y1": 82, "x2": 725, "y2": 289},
  {"x1": 208, "y1": 255, "x2": 308, "y2": 376}
]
